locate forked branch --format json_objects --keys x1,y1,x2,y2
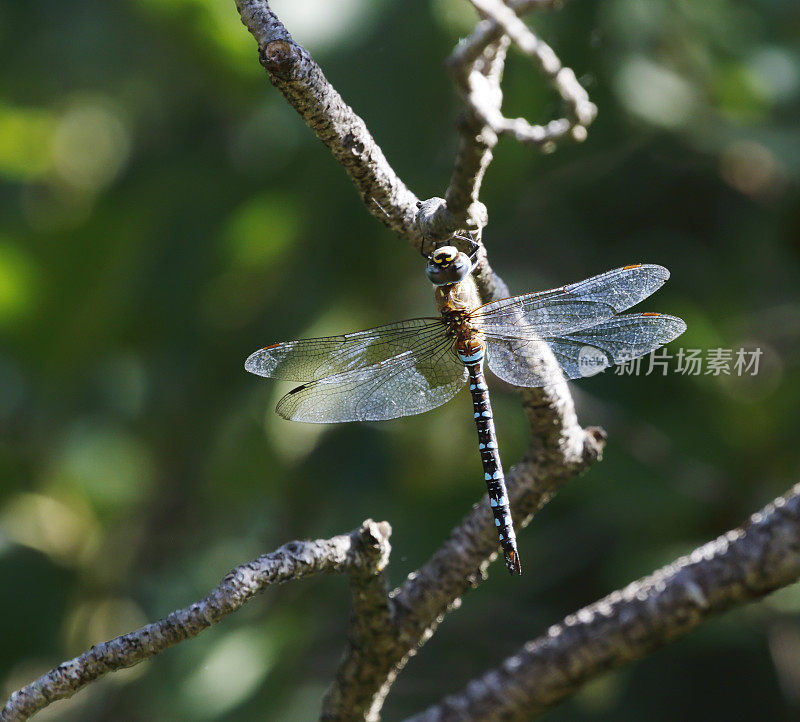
[
  {"x1": 321, "y1": 435, "x2": 604, "y2": 721},
  {"x1": 408, "y1": 483, "x2": 800, "y2": 721},
  {"x1": 233, "y1": 0, "x2": 595, "y2": 253},
  {"x1": 1, "y1": 522, "x2": 391, "y2": 722},
  {"x1": 5, "y1": 3, "x2": 602, "y2": 719},
  {"x1": 8, "y1": 481, "x2": 800, "y2": 721}
]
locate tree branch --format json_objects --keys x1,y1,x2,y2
[
  {"x1": 5, "y1": 3, "x2": 605, "y2": 721},
  {"x1": 318, "y1": 428, "x2": 602, "y2": 722},
  {"x1": 1, "y1": 521, "x2": 391, "y2": 722},
  {"x1": 406, "y1": 483, "x2": 800, "y2": 721},
  {"x1": 461, "y1": 0, "x2": 597, "y2": 150},
  {"x1": 425, "y1": 0, "x2": 597, "y2": 241},
  {"x1": 233, "y1": 0, "x2": 421, "y2": 243},
  {"x1": 322, "y1": 527, "x2": 397, "y2": 721},
  {"x1": 320, "y1": 450, "x2": 596, "y2": 721},
  {"x1": 234, "y1": 0, "x2": 596, "y2": 251}
]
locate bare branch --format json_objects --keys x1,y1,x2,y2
[
  {"x1": 443, "y1": 36, "x2": 509, "y2": 228},
  {"x1": 1, "y1": 521, "x2": 391, "y2": 722},
  {"x1": 424, "y1": 0, "x2": 596, "y2": 246},
  {"x1": 321, "y1": 420, "x2": 605, "y2": 721},
  {"x1": 322, "y1": 529, "x2": 396, "y2": 721},
  {"x1": 460, "y1": 0, "x2": 597, "y2": 151},
  {"x1": 234, "y1": 0, "x2": 422, "y2": 243},
  {"x1": 4, "y1": 2, "x2": 602, "y2": 717},
  {"x1": 406, "y1": 483, "x2": 800, "y2": 721},
  {"x1": 235, "y1": 0, "x2": 595, "y2": 252},
  {"x1": 4, "y1": 4, "x2": 603, "y2": 721},
  {"x1": 448, "y1": 0, "x2": 563, "y2": 73},
  {"x1": 442, "y1": 1, "x2": 560, "y2": 228},
  {"x1": 442, "y1": 1, "x2": 544, "y2": 233}
]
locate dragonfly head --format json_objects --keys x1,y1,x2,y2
[{"x1": 425, "y1": 245, "x2": 476, "y2": 286}]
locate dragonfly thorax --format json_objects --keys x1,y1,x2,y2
[
  {"x1": 434, "y1": 273, "x2": 480, "y2": 315},
  {"x1": 436, "y1": 276, "x2": 485, "y2": 355}
]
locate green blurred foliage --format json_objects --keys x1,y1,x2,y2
[{"x1": 1, "y1": 0, "x2": 799, "y2": 719}]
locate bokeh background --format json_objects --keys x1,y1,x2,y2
[{"x1": 2, "y1": 0, "x2": 799, "y2": 719}]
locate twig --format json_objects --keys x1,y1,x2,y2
[
  {"x1": 406, "y1": 483, "x2": 800, "y2": 721},
  {"x1": 448, "y1": 0, "x2": 561, "y2": 73},
  {"x1": 426, "y1": 0, "x2": 596, "y2": 247},
  {"x1": 234, "y1": 0, "x2": 596, "y2": 249},
  {"x1": 442, "y1": 36, "x2": 509, "y2": 231},
  {"x1": 462, "y1": 0, "x2": 597, "y2": 150},
  {"x1": 234, "y1": 0, "x2": 421, "y2": 243},
  {"x1": 1, "y1": 521, "x2": 391, "y2": 722}
]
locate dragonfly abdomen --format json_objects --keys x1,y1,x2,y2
[{"x1": 457, "y1": 345, "x2": 522, "y2": 575}]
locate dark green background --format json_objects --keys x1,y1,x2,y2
[{"x1": 1, "y1": 0, "x2": 799, "y2": 719}]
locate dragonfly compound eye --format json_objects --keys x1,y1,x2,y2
[
  {"x1": 426, "y1": 247, "x2": 473, "y2": 286},
  {"x1": 430, "y1": 245, "x2": 458, "y2": 266}
]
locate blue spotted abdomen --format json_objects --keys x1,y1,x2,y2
[{"x1": 457, "y1": 346, "x2": 521, "y2": 575}]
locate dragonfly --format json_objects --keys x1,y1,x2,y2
[{"x1": 245, "y1": 241, "x2": 686, "y2": 575}]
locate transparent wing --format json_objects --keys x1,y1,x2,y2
[
  {"x1": 275, "y1": 337, "x2": 467, "y2": 423},
  {"x1": 486, "y1": 312, "x2": 686, "y2": 387},
  {"x1": 245, "y1": 318, "x2": 445, "y2": 382},
  {"x1": 472, "y1": 264, "x2": 671, "y2": 337}
]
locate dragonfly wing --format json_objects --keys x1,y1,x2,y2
[
  {"x1": 547, "y1": 312, "x2": 687, "y2": 379},
  {"x1": 275, "y1": 336, "x2": 468, "y2": 423},
  {"x1": 245, "y1": 318, "x2": 446, "y2": 382},
  {"x1": 486, "y1": 312, "x2": 686, "y2": 386},
  {"x1": 473, "y1": 264, "x2": 671, "y2": 337},
  {"x1": 485, "y1": 336, "x2": 555, "y2": 388}
]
